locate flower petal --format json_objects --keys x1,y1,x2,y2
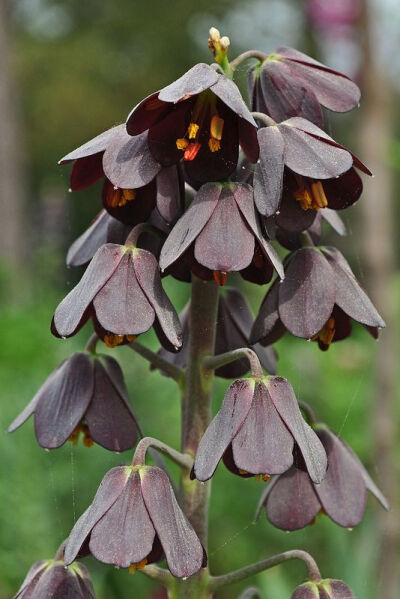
[
  {"x1": 194, "y1": 379, "x2": 255, "y2": 481},
  {"x1": 156, "y1": 165, "x2": 184, "y2": 225},
  {"x1": 158, "y1": 63, "x2": 219, "y2": 103},
  {"x1": 211, "y1": 75, "x2": 257, "y2": 126},
  {"x1": 59, "y1": 125, "x2": 123, "y2": 163},
  {"x1": 253, "y1": 126, "x2": 285, "y2": 217},
  {"x1": 250, "y1": 278, "x2": 284, "y2": 345},
  {"x1": 70, "y1": 154, "x2": 104, "y2": 191},
  {"x1": 30, "y1": 564, "x2": 82, "y2": 599}
]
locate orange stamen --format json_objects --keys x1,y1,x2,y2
[
  {"x1": 184, "y1": 143, "x2": 201, "y2": 161},
  {"x1": 213, "y1": 270, "x2": 228, "y2": 286}
]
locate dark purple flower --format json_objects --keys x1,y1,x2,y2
[
  {"x1": 51, "y1": 243, "x2": 182, "y2": 352},
  {"x1": 126, "y1": 63, "x2": 258, "y2": 183},
  {"x1": 248, "y1": 47, "x2": 360, "y2": 127},
  {"x1": 259, "y1": 428, "x2": 388, "y2": 531},
  {"x1": 159, "y1": 182, "x2": 284, "y2": 286},
  {"x1": 64, "y1": 465, "x2": 206, "y2": 579},
  {"x1": 155, "y1": 288, "x2": 277, "y2": 379},
  {"x1": 193, "y1": 376, "x2": 327, "y2": 484},
  {"x1": 8, "y1": 352, "x2": 140, "y2": 451},
  {"x1": 292, "y1": 578, "x2": 354, "y2": 599},
  {"x1": 14, "y1": 558, "x2": 94, "y2": 599},
  {"x1": 250, "y1": 246, "x2": 385, "y2": 350},
  {"x1": 253, "y1": 119, "x2": 370, "y2": 218},
  {"x1": 59, "y1": 125, "x2": 183, "y2": 225}
]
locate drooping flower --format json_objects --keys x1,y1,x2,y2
[
  {"x1": 248, "y1": 47, "x2": 361, "y2": 127},
  {"x1": 13, "y1": 557, "x2": 95, "y2": 599},
  {"x1": 258, "y1": 428, "x2": 389, "y2": 531},
  {"x1": 159, "y1": 182, "x2": 283, "y2": 286},
  {"x1": 250, "y1": 246, "x2": 385, "y2": 350},
  {"x1": 193, "y1": 376, "x2": 327, "y2": 484},
  {"x1": 51, "y1": 242, "x2": 182, "y2": 352},
  {"x1": 8, "y1": 352, "x2": 140, "y2": 451},
  {"x1": 126, "y1": 63, "x2": 259, "y2": 184},
  {"x1": 252, "y1": 118, "x2": 370, "y2": 218},
  {"x1": 64, "y1": 465, "x2": 206, "y2": 579},
  {"x1": 291, "y1": 578, "x2": 355, "y2": 599},
  {"x1": 155, "y1": 288, "x2": 277, "y2": 379},
  {"x1": 59, "y1": 125, "x2": 183, "y2": 225}
]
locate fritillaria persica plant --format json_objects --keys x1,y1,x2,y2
[{"x1": 10, "y1": 27, "x2": 389, "y2": 599}]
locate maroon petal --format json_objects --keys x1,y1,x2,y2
[
  {"x1": 322, "y1": 168, "x2": 362, "y2": 210},
  {"x1": 278, "y1": 248, "x2": 335, "y2": 338},
  {"x1": 67, "y1": 211, "x2": 128, "y2": 268},
  {"x1": 250, "y1": 279, "x2": 284, "y2": 345},
  {"x1": 148, "y1": 101, "x2": 190, "y2": 167},
  {"x1": 134, "y1": 250, "x2": 182, "y2": 350},
  {"x1": 266, "y1": 466, "x2": 321, "y2": 530},
  {"x1": 126, "y1": 92, "x2": 171, "y2": 136},
  {"x1": 34, "y1": 353, "x2": 94, "y2": 449},
  {"x1": 140, "y1": 467, "x2": 205, "y2": 578},
  {"x1": 277, "y1": 180, "x2": 317, "y2": 233},
  {"x1": 156, "y1": 165, "x2": 184, "y2": 225},
  {"x1": 280, "y1": 119, "x2": 353, "y2": 178},
  {"x1": 239, "y1": 119, "x2": 259, "y2": 163},
  {"x1": 103, "y1": 129, "x2": 161, "y2": 189},
  {"x1": 194, "y1": 379, "x2": 255, "y2": 481},
  {"x1": 93, "y1": 250, "x2": 155, "y2": 335},
  {"x1": 90, "y1": 471, "x2": 155, "y2": 567},
  {"x1": 232, "y1": 382, "x2": 294, "y2": 474},
  {"x1": 59, "y1": 125, "x2": 123, "y2": 163},
  {"x1": 70, "y1": 154, "x2": 105, "y2": 191},
  {"x1": 260, "y1": 60, "x2": 324, "y2": 127},
  {"x1": 160, "y1": 183, "x2": 221, "y2": 271},
  {"x1": 211, "y1": 75, "x2": 257, "y2": 127},
  {"x1": 313, "y1": 430, "x2": 366, "y2": 527},
  {"x1": 159, "y1": 63, "x2": 219, "y2": 103},
  {"x1": 253, "y1": 126, "x2": 285, "y2": 217},
  {"x1": 321, "y1": 247, "x2": 385, "y2": 328},
  {"x1": 194, "y1": 188, "x2": 254, "y2": 271},
  {"x1": 64, "y1": 466, "x2": 131, "y2": 564},
  {"x1": 52, "y1": 244, "x2": 124, "y2": 338},
  {"x1": 267, "y1": 377, "x2": 327, "y2": 483},
  {"x1": 102, "y1": 178, "x2": 157, "y2": 226},
  {"x1": 85, "y1": 358, "x2": 139, "y2": 452}
]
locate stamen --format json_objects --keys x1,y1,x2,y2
[
  {"x1": 176, "y1": 138, "x2": 189, "y2": 151},
  {"x1": 188, "y1": 123, "x2": 200, "y2": 139},
  {"x1": 255, "y1": 474, "x2": 271, "y2": 483},
  {"x1": 104, "y1": 333, "x2": 124, "y2": 348},
  {"x1": 294, "y1": 180, "x2": 328, "y2": 211},
  {"x1": 310, "y1": 181, "x2": 328, "y2": 209},
  {"x1": 294, "y1": 188, "x2": 313, "y2": 211},
  {"x1": 126, "y1": 335, "x2": 136, "y2": 343},
  {"x1": 213, "y1": 270, "x2": 228, "y2": 286},
  {"x1": 238, "y1": 468, "x2": 249, "y2": 476},
  {"x1": 208, "y1": 138, "x2": 221, "y2": 152},
  {"x1": 210, "y1": 115, "x2": 224, "y2": 140},
  {"x1": 108, "y1": 188, "x2": 136, "y2": 208},
  {"x1": 68, "y1": 423, "x2": 93, "y2": 448},
  {"x1": 129, "y1": 558, "x2": 148, "y2": 575},
  {"x1": 312, "y1": 317, "x2": 336, "y2": 350},
  {"x1": 184, "y1": 143, "x2": 201, "y2": 161}
]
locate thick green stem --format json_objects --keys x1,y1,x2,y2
[{"x1": 177, "y1": 276, "x2": 219, "y2": 598}]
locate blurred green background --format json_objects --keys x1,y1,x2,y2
[{"x1": 1, "y1": 1, "x2": 399, "y2": 598}]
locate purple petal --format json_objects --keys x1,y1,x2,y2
[
  {"x1": 239, "y1": 119, "x2": 259, "y2": 163},
  {"x1": 156, "y1": 165, "x2": 184, "y2": 225},
  {"x1": 159, "y1": 183, "x2": 221, "y2": 271},
  {"x1": 64, "y1": 466, "x2": 131, "y2": 564},
  {"x1": 34, "y1": 353, "x2": 94, "y2": 449},
  {"x1": 232, "y1": 382, "x2": 294, "y2": 474},
  {"x1": 322, "y1": 168, "x2": 362, "y2": 211},
  {"x1": 90, "y1": 471, "x2": 155, "y2": 567},
  {"x1": 266, "y1": 466, "x2": 321, "y2": 530},
  {"x1": 250, "y1": 279, "x2": 284, "y2": 345},
  {"x1": 30, "y1": 564, "x2": 82, "y2": 599},
  {"x1": 267, "y1": 377, "x2": 327, "y2": 483},
  {"x1": 126, "y1": 92, "x2": 171, "y2": 135},
  {"x1": 52, "y1": 244, "x2": 124, "y2": 338},
  {"x1": 140, "y1": 467, "x2": 205, "y2": 578},
  {"x1": 277, "y1": 177, "x2": 317, "y2": 233},
  {"x1": 278, "y1": 248, "x2": 335, "y2": 338},
  {"x1": 320, "y1": 208, "x2": 346, "y2": 236},
  {"x1": 134, "y1": 250, "x2": 182, "y2": 350},
  {"x1": 93, "y1": 250, "x2": 155, "y2": 335},
  {"x1": 194, "y1": 188, "x2": 254, "y2": 271},
  {"x1": 253, "y1": 127, "x2": 285, "y2": 217},
  {"x1": 8, "y1": 368, "x2": 57, "y2": 432},
  {"x1": 102, "y1": 178, "x2": 157, "y2": 226},
  {"x1": 59, "y1": 125, "x2": 123, "y2": 163},
  {"x1": 85, "y1": 358, "x2": 139, "y2": 452},
  {"x1": 291, "y1": 582, "x2": 320, "y2": 599},
  {"x1": 70, "y1": 154, "x2": 104, "y2": 191},
  {"x1": 211, "y1": 75, "x2": 257, "y2": 126},
  {"x1": 14, "y1": 561, "x2": 48, "y2": 599},
  {"x1": 194, "y1": 379, "x2": 255, "y2": 481},
  {"x1": 159, "y1": 63, "x2": 219, "y2": 103},
  {"x1": 148, "y1": 101, "x2": 190, "y2": 167},
  {"x1": 103, "y1": 129, "x2": 161, "y2": 189},
  {"x1": 321, "y1": 247, "x2": 385, "y2": 328},
  {"x1": 328, "y1": 579, "x2": 355, "y2": 599}
]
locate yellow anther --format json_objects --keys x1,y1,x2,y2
[
  {"x1": 262, "y1": 474, "x2": 271, "y2": 483},
  {"x1": 129, "y1": 558, "x2": 148, "y2": 575},
  {"x1": 188, "y1": 123, "x2": 200, "y2": 139},
  {"x1": 126, "y1": 335, "x2": 136, "y2": 343},
  {"x1": 294, "y1": 188, "x2": 313, "y2": 211},
  {"x1": 313, "y1": 317, "x2": 336, "y2": 350},
  {"x1": 68, "y1": 428, "x2": 80, "y2": 445},
  {"x1": 210, "y1": 115, "x2": 224, "y2": 140},
  {"x1": 122, "y1": 189, "x2": 136, "y2": 202},
  {"x1": 104, "y1": 333, "x2": 124, "y2": 348},
  {"x1": 208, "y1": 138, "x2": 221, "y2": 152},
  {"x1": 310, "y1": 181, "x2": 328, "y2": 209},
  {"x1": 69, "y1": 424, "x2": 93, "y2": 448},
  {"x1": 238, "y1": 468, "x2": 249, "y2": 476},
  {"x1": 176, "y1": 138, "x2": 189, "y2": 151}
]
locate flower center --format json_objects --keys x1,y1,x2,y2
[
  {"x1": 103, "y1": 333, "x2": 137, "y2": 348},
  {"x1": 107, "y1": 188, "x2": 137, "y2": 209},
  {"x1": 312, "y1": 317, "x2": 336, "y2": 350},
  {"x1": 176, "y1": 92, "x2": 224, "y2": 160},
  {"x1": 294, "y1": 179, "x2": 328, "y2": 211},
  {"x1": 129, "y1": 558, "x2": 148, "y2": 574},
  {"x1": 68, "y1": 423, "x2": 93, "y2": 447}
]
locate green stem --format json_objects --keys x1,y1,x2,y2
[
  {"x1": 127, "y1": 341, "x2": 184, "y2": 384},
  {"x1": 208, "y1": 550, "x2": 321, "y2": 591},
  {"x1": 203, "y1": 348, "x2": 263, "y2": 378},
  {"x1": 132, "y1": 436, "x2": 193, "y2": 470},
  {"x1": 230, "y1": 50, "x2": 267, "y2": 71}
]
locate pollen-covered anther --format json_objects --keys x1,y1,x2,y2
[
  {"x1": 183, "y1": 142, "x2": 201, "y2": 161},
  {"x1": 188, "y1": 122, "x2": 200, "y2": 139},
  {"x1": 210, "y1": 115, "x2": 224, "y2": 140},
  {"x1": 238, "y1": 468, "x2": 249, "y2": 476},
  {"x1": 68, "y1": 423, "x2": 93, "y2": 448},
  {"x1": 294, "y1": 180, "x2": 328, "y2": 211},
  {"x1": 109, "y1": 188, "x2": 136, "y2": 208},
  {"x1": 208, "y1": 138, "x2": 221, "y2": 152},
  {"x1": 255, "y1": 474, "x2": 270, "y2": 483},
  {"x1": 310, "y1": 181, "x2": 328, "y2": 209},
  {"x1": 129, "y1": 558, "x2": 148, "y2": 575},
  {"x1": 126, "y1": 335, "x2": 136, "y2": 343},
  {"x1": 213, "y1": 270, "x2": 228, "y2": 286},
  {"x1": 176, "y1": 138, "x2": 189, "y2": 151},
  {"x1": 294, "y1": 187, "x2": 313, "y2": 210},
  {"x1": 104, "y1": 333, "x2": 124, "y2": 348},
  {"x1": 313, "y1": 316, "x2": 336, "y2": 350}
]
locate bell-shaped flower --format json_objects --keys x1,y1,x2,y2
[
  {"x1": 248, "y1": 47, "x2": 360, "y2": 127},
  {"x1": 14, "y1": 557, "x2": 94, "y2": 599},
  {"x1": 292, "y1": 578, "x2": 354, "y2": 599},
  {"x1": 51, "y1": 241, "x2": 182, "y2": 352},
  {"x1": 64, "y1": 465, "x2": 206, "y2": 579},
  {"x1": 155, "y1": 288, "x2": 277, "y2": 379},
  {"x1": 250, "y1": 246, "x2": 385, "y2": 350},
  {"x1": 258, "y1": 428, "x2": 389, "y2": 531},
  {"x1": 8, "y1": 352, "x2": 140, "y2": 451},
  {"x1": 193, "y1": 376, "x2": 327, "y2": 484},
  {"x1": 253, "y1": 118, "x2": 370, "y2": 218},
  {"x1": 126, "y1": 63, "x2": 259, "y2": 184},
  {"x1": 159, "y1": 182, "x2": 284, "y2": 287}
]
